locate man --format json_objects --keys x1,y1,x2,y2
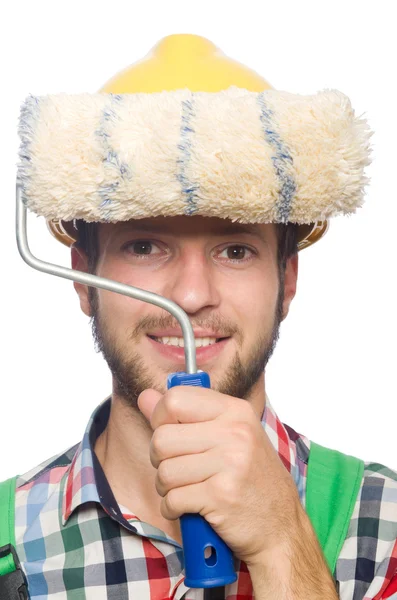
[{"x1": 2, "y1": 34, "x2": 397, "y2": 600}]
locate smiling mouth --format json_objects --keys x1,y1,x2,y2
[{"x1": 147, "y1": 335, "x2": 229, "y2": 348}]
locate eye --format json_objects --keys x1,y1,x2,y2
[
  {"x1": 124, "y1": 240, "x2": 163, "y2": 257},
  {"x1": 217, "y1": 245, "x2": 255, "y2": 261}
]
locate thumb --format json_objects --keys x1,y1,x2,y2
[{"x1": 137, "y1": 389, "x2": 163, "y2": 425}]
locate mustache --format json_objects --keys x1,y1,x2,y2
[{"x1": 128, "y1": 313, "x2": 243, "y2": 343}]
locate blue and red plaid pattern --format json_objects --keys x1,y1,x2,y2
[{"x1": 12, "y1": 396, "x2": 397, "y2": 599}]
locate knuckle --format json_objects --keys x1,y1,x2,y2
[
  {"x1": 157, "y1": 459, "x2": 173, "y2": 487},
  {"x1": 151, "y1": 428, "x2": 168, "y2": 460},
  {"x1": 225, "y1": 449, "x2": 250, "y2": 470},
  {"x1": 155, "y1": 476, "x2": 164, "y2": 497},
  {"x1": 232, "y1": 422, "x2": 253, "y2": 444},
  {"x1": 208, "y1": 511, "x2": 227, "y2": 529},
  {"x1": 164, "y1": 389, "x2": 181, "y2": 417},
  {"x1": 212, "y1": 474, "x2": 239, "y2": 504},
  {"x1": 164, "y1": 488, "x2": 179, "y2": 515}
]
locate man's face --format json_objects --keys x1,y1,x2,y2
[{"x1": 73, "y1": 216, "x2": 298, "y2": 412}]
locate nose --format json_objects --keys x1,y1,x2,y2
[{"x1": 167, "y1": 249, "x2": 221, "y2": 315}]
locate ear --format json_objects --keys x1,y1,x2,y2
[
  {"x1": 71, "y1": 244, "x2": 92, "y2": 317},
  {"x1": 281, "y1": 253, "x2": 298, "y2": 321}
]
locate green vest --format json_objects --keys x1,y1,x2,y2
[{"x1": 0, "y1": 442, "x2": 364, "y2": 595}]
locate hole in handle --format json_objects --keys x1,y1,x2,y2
[{"x1": 204, "y1": 545, "x2": 217, "y2": 567}]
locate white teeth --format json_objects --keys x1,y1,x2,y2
[
  {"x1": 194, "y1": 337, "x2": 217, "y2": 348},
  {"x1": 154, "y1": 336, "x2": 217, "y2": 347},
  {"x1": 196, "y1": 337, "x2": 213, "y2": 348}
]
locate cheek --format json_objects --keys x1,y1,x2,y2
[
  {"x1": 95, "y1": 259, "x2": 170, "y2": 326},
  {"x1": 98, "y1": 256, "x2": 171, "y2": 294},
  {"x1": 225, "y1": 268, "x2": 279, "y2": 340}
]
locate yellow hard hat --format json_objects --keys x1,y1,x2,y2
[{"x1": 48, "y1": 34, "x2": 328, "y2": 249}]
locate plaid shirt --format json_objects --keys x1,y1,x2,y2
[{"x1": 13, "y1": 396, "x2": 397, "y2": 599}]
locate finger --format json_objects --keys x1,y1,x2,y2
[
  {"x1": 160, "y1": 481, "x2": 212, "y2": 521},
  {"x1": 155, "y1": 450, "x2": 220, "y2": 497},
  {"x1": 150, "y1": 386, "x2": 241, "y2": 429},
  {"x1": 150, "y1": 420, "x2": 231, "y2": 467},
  {"x1": 137, "y1": 389, "x2": 163, "y2": 423},
  {"x1": 149, "y1": 419, "x2": 255, "y2": 469}
]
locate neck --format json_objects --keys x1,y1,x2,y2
[{"x1": 94, "y1": 393, "x2": 159, "y2": 510}]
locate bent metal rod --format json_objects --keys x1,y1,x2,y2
[{"x1": 15, "y1": 183, "x2": 198, "y2": 375}]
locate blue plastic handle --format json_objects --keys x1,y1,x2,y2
[{"x1": 167, "y1": 371, "x2": 237, "y2": 588}]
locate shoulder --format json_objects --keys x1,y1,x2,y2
[
  {"x1": 357, "y1": 460, "x2": 397, "y2": 521},
  {"x1": 363, "y1": 460, "x2": 397, "y2": 485},
  {"x1": 336, "y1": 459, "x2": 397, "y2": 599},
  {"x1": 356, "y1": 460, "x2": 397, "y2": 527}
]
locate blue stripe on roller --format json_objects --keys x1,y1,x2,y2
[
  {"x1": 95, "y1": 94, "x2": 132, "y2": 221},
  {"x1": 176, "y1": 94, "x2": 200, "y2": 216},
  {"x1": 257, "y1": 93, "x2": 296, "y2": 223},
  {"x1": 18, "y1": 95, "x2": 41, "y2": 200}
]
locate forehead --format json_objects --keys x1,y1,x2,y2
[{"x1": 98, "y1": 216, "x2": 277, "y2": 241}]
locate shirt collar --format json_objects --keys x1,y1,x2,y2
[
  {"x1": 62, "y1": 397, "x2": 114, "y2": 525},
  {"x1": 261, "y1": 395, "x2": 310, "y2": 501},
  {"x1": 62, "y1": 393, "x2": 310, "y2": 526}
]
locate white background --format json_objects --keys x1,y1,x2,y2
[{"x1": 1, "y1": 1, "x2": 396, "y2": 480}]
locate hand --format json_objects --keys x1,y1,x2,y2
[{"x1": 138, "y1": 385, "x2": 304, "y2": 567}]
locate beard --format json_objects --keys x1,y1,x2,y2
[{"x1": 88, "y1": 280, "x2": 285, "y2": 410}]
